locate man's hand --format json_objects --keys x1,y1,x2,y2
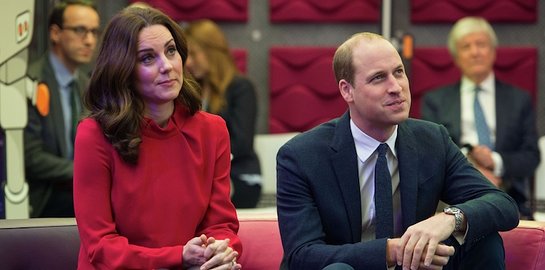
[
  {"x1": 393, "y1": 213, "x2": 456, "y2": 269},
  {"x1": 469, "y1": 145, "x2": 494, "y2": 170},
  {"x1": 467, "y1": 145, "x2": 502, "y2": 187}
]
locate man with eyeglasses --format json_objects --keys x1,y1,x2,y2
[{"x1": 25, "y1": 0, "x2": 100, "y2": 217}]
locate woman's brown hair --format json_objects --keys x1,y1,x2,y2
[{"x1": 84, "y1": 6, "x2": 201, "y2": 164}]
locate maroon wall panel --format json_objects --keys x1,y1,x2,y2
[
  {"x1": 231, "y1": 49, "x2": 247, "y2": 74},
  {"x1": 269, "y1": 47, "x2": 347, "y2": 133},
  {"x1": 410, "y1": 47, "x2": 537, "y2": 118},
  {"x1": 129, "y1": 0, "x2": 248, "y2": 22},
  {"x1": 270, "y1": 0, "x2": 380, "y2": 23},
  {"x1": 411, "y1": 0, "x2": 537, "y2": 23}
]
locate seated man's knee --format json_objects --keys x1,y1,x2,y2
[{"x1": 322, "y1": 262, "x2": 354, "y2": 270}]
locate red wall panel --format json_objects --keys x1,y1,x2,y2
[
  {"x1": 270, "y1": 0, "x2": 380, "y2": 23},
  {"x1": 129, "y1": 0, "x2": 248, "y2": 22},
  {"x1": 231, "y1": 49, "x2": 247, "y2": 74},
  {"x1": 411, "y1": 0, "x2": 537, "y2": 23},
  {"x1": 269, "y1": 47, "x2": 347, "y2": 133}
]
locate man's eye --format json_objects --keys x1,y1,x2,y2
[{"x1": 74, "y1": 27, "x2": 87, "y2": 35}]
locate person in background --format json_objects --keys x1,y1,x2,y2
[
  {"x1": 422, "y1": 16, "x2": 540, "y2": 220},
  {"x1": 276, "y1": 32, "x2": 519, "y2": 270},
  {"x1": 73, "y1": 6, "x2": 241, "y2": 269},
  {"x1": 184, "y1": 19, "x2": 262, "y2": 208},
  {"x1": 25, "y1": 0, "x2": 100, "y2": 217}
]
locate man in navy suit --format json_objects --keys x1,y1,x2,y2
[
  {"x1": 422, "y1": 17, "x2": 540, "y2": 220},
  {"x1": 276, "y1": 32, "x2": 519, "y2": 270}
]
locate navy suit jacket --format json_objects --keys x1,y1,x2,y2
[
  {"x1": 25, "y1": 52, "x2": 88, "y2": 217},
  {"x1": 276, "y1": 112, "x2": 519, "y2": 269},
  {"x1": 422, "y1": 80, "x2": 540, "y2": 210}
]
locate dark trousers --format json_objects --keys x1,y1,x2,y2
[
  {"x1": 231, "y1": 176, "x2": 261, "y2": 208},
  {"x1": 40, "y1": 187, "x2": 74, "y2": 217}
]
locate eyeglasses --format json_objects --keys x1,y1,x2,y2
[{"x1": 62, "y1": 26, "x2": 100, "y2": 38}]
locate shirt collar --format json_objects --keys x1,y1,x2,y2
[
  {"x1": 350, "y1": 119, "x2": 398, "y2": 163},
  {"x1": 49, "y1": 51, "x2": 79, "y2": 88},
  {"x1": 461, "y1": 72, "x2": 495, "y2": 94}
]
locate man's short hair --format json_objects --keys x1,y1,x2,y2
[
  {"x1": 48, "y1": 0, "x2": 97, "y2": 28},
  {"x1": 332, "y1": 32, "x2": 385, "y2": 86}
]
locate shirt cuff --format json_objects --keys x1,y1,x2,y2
[{"x1": 491, "y1": 151, "x2": 504, "y2": 177}]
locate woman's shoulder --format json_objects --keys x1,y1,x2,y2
[
  {"x1": 184, "y1": 110, "x2": 227, "y2": 131},
  {"x1": 76, "y1": 118, "x2": 110, "y2": 145},
  {"x1": 78, "y1": 117, "x2": 101, "y2": 132}
]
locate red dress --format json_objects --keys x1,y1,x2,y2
[{"x1": 74, "y1": 104, "x2": 241, "y2": 269}]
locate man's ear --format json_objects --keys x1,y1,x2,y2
[
  {"x1": 339, "y1": 79, "x2": 353, "y2": 103},
  {"x1": 49, "y1": 25, "x2": 62, "y2": 45}
]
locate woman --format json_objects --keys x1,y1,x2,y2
[
  {"x1": 73, "y1": 7, "x2": 241, "y2": 270},
  {"x1": 184, "y1": 20, "x2": 262, "y2": 208}
]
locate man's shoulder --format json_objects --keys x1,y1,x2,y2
[
  {"x1": 423, "y1": 82, "x2": 459, "y2": 99},
  {"x1": 27, "y1": 55, "x2": 47, "y2": 79},
  {"x1": 28, "y1": 53, "x2": 56, "y2": 84},
  {"x1": 282, "y1": 117, "x2": 340, "y2": 149},
  {"x1": 496, "y1": 79, "x2": 532, "y2": 99},
  {"x1": 401, "y1": 118, "x2": 446, "y2": 136}
]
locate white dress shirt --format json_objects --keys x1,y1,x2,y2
[
  {"x1": 459, "y1": 73, "x2": 504, "y2": 176},
  {"x1": 350, "y1": 120, "x2": 403, "y2": 242}
]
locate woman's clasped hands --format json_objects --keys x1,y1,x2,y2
[{"x1": 183, "y1": 234, "x2": 241, "y2": 270}]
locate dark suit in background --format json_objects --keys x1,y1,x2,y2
[
  {"x1": 277, "y1": 112, "x2": 519, "y2": 269},
  {"x1": 25, "y1": 53, "x2": 88, "y2": 217},
  {"x1": 422, "y1": 79, "x2": 540, "y2": 218}
]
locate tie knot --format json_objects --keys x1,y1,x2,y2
[
  {"x1": 377, "y1": 143, "x2": 388, "y2": 157},
  {"x1": 475, "y1": 86, "x2": 482, "y2": 92}
]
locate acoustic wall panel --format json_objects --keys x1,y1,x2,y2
[
  {"x1": 269, "y1": 47, "x2": 347, "y2": 133},
  {"x1": 270, "y1": 0, "x2": 380, "y2": 23},
  {"x1": 129, "y1": 0, "x2": 248, "y2": 22},
  {"x1": 411, "y1": 0, "x2": 537, "y2": 23}
]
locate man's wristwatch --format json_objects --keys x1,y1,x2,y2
[{"x1": 443, "y1": 207, "x2": 464, "y2": 232}]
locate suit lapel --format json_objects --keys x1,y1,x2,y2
[
  {"x1": 330, "y1": 112, "x2": 362, "y2": 242},
  {"x1": 396, "y1": 122, "x2": 419, "y2": 230}
]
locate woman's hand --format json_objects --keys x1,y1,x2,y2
[
  {"x1": 182, "y1": 235, "x2": 208, "y2": 269},
  {"x1": 200, "y1": 238, "x2": 241, "y2": 270}
]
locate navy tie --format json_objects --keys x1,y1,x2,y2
[
  {"x1": 474, "y1": 87, "x2": 493, "y2": 149},
  {"x1": 375, "y1": 143, "x2": 394, "y2": 239}
]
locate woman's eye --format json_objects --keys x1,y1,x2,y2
[
  {"x1": 140, "y1": 54, "x2": 154, "y2": 64},
  {"x1": 167, "y1": 46, "x2": 177, "y2": 56}
]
